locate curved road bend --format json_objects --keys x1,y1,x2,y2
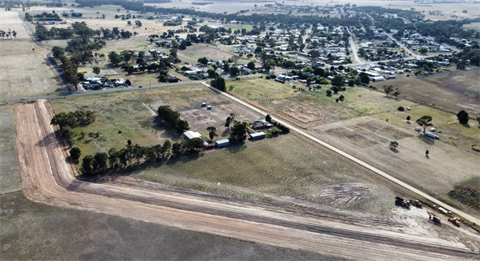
[{"x1": 201, "y1": 82, "x2": 480, "y2": 226}]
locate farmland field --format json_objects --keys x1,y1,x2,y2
[
  {"x1": 231, "y1": 79, "x2": 406, "y2": 126},
  {"x1": 463, "y1": 22, "x2": 480, "y2": 33},
  {"x1": 0, "y1": 192, "x2": 335, "y2": 261},
  {"x1": 0, "y1": 40, "x2": 35, "y2": 55},
  {"x1": 310, "y1": 114, "x2": 480, "y2": 216},
  {"x1": 179, "y1": 44, "x2": 238, "y2": 64},
  {"x1": 0, "y1": 10, "x2": 30, "y2": 39},
  {"x1": 0, "y1": 46, "x2": 59, "y2": 101},
  {"x1": 0, "y1": 106, "x2": 20, "y2": 194},
  {"x1": 370, "y1": 68, "x2": 480, "y2": 116}
]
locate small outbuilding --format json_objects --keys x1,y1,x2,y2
[
  {"x1": 215, "y1": 139, "x2": 230, "y2": 148},
  {"x1": 183, "y1": 131, "x2": 202, "y2": 140},
  {"x1": 252, "y1": 120, "x2": 273, "y2": 129},
  {"x1": 249, "y1": 132, "x2": 265, "y2": 141}
]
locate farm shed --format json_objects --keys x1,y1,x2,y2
[
  {"x1": 183, "y1": 131, "x2": 202, "y2": 140},
  {"x1": 249, "y1": 132, "x2": 266, "y2": 141},
  {"x1": 215, "y1": 139, "x2": 230, "y2": 148},
  {"x1": 371, "y1": 76, "x2": 385, "y2": 82},
  {"x1": 253, "y1": 120, "x2": 273, "y2": 129}
]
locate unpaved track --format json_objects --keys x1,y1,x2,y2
[{"x1": 15, "y1": 100, "x2": 479, "y2": 261}]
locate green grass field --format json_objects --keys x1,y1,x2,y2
[{"x1": 229, "y1": 78, "x2": 299, "y2": 101}]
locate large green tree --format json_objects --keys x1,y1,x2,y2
[
  {"x1": 331, "y1": 75, "x2": 345, "y2": 87},
  {"x1": 230, "y1": 121, "x2": 247, "y2": 143},
  {"x1": 456, "y1": 110, "x2": 469, "y2": 124},
  {"x1": 69, "y1": 147, "x2": 81, "y2": 163},
  {"x1": 416, "y1": 115, "x2": 433, "y2": 134},
  {"x1": 108, "y1": 51, "x2": 122, "y2": 66}
]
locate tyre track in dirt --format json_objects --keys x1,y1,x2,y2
[{"x1": 14, "y1": 100, "x2": 479, "y2": 261}]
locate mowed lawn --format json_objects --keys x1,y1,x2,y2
[
  {"x1": 370, "y1": 68, "x2": 480, "y2": 116},
  {"x1": 134, "y1": 134, "x2": 394, "y2": 216}
]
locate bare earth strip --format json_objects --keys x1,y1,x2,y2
[{"x1": 14, "y1": 100, "x2": 479, "y2": 261}]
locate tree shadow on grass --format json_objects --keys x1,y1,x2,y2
[
  {"x1": 226, "y1": 143, "x2": 247, "y2": 154},
  {"x1": 417, "y1": 134, "x2": 434, "y2": 145}
]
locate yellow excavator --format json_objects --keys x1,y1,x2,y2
[
  {"x1": 448, "y1": 217, "x2": 460, "y2": 226},
  {"x1": 427, "y1": 211, "x2": 441, "y2": 224}
]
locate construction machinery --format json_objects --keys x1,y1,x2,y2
[
  {"x1": 448, "y1": 217, "x2": 460, "y2": 226},
  {"x1": 427, "y1": 211, "x2": 441, "y2": 224},
  {"x1": 411, "y1": 200, "x2": 422, "y2": 208},
  {"x1": 395, "y1": 196, "x2": 411, "y2": 209}
]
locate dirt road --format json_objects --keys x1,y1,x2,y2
[{"x1": 14, "y1": 100, "x2": 479, "y2": 260}]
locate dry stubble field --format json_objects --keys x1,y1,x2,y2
[
  {"x1": 370, "y1": 68, "x2": 480, "y2": 116},
  {"x1": 0, "y1": 10, "x2": 29, "y2": 39},
  {"x1": 0, "y1": 40, "x2": 59, "y2": 101}
]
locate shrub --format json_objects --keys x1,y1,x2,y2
[
  {"x1": 266, "y1": 75, "x2": 271, "y2": 80},
  {"x1": 398, "y1": 106, "x2": 405, "y2": 111},
  {"x1": 326, "y1": 90, "x2": 332, "y2": 96},
  {"x1": 69, "y1": 147, "x2": 81, "y2": 163},
  {"x1": 270, "y1": 127, "x2": 281, "y2": 136}
]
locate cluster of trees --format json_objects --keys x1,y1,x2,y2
[
  {"x1": 51, "y1": 35, "x2": 106, "y2": 85},
  {"x1": 51, "y1": 46, "x2": 80, "y2": 85},
  {"x1": 108, "y1": 49, "x2": 176, "y2": 77},
  {"x1": 451, "y1": 48, "x2": 480, "y2": 67},
  {"x1": 264, "y1": 114, "x2": 290, "y2": 136},
  {"x1": 210, "y1": 76, "x2": 226, "y2": 91},
  {"x1": 157, "y1": 105, "x2": 190, "y2": 133},
  {"x1": 32, "y1": 11, "x2": 61, "y2": 21},
  {"x1": 75, "y1": 0, "x2": 143, "y2": 11},
  {"x1": 36, "y1": 22, "x2": 97, "y2": 40},
  {"x1": 36, "y1": 22, "x2": 135, "y2": 40},
  {"x1": 0, "y1": 30, "x2": 17, "y2": 39},
  {"x1": 51, "y1": 110, "x2": 96, "y2": 146}
]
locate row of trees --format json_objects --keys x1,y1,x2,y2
[
  {"x1": 0, "y1": 30, "x2": 17, "y2": 39},
  {"x1": 36, "y1": 22, "x2": 135, "y2": 40},
  {"x1": 79, "y1": 137, "x2": 205, "y2": 175},
  {"x1": 157, "y1": 105, "x2": 190, "y2": 133}
]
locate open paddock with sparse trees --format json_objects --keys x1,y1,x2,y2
[
  {"x1": 370, "y1": 68, "x2": 480, "y2": 116},
  {"x1": 0, "y1": 10, "x2": 30, "y2": 39}
]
